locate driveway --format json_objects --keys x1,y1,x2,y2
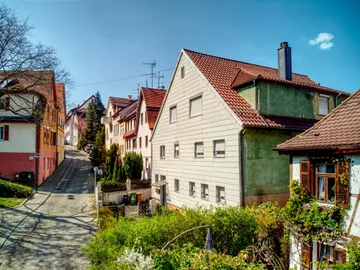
[{"x1": 0, "y1": 147, "x2": 96, "y2": 270}]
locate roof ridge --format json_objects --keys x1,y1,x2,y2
[
  {"x1": 183, "y1": 48, "x2": 310, "y2": 78},
  {"x1": 277, "y1": 89, "x2": 360, "y2": 148}
]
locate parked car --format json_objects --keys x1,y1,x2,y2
[{"x1": 85, "y1": 144, "x2": 93, "y2": 154}]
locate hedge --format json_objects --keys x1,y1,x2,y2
[{"x1": 0, "y1": 179, "x2": 33, "y2": 198}]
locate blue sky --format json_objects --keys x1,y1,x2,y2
[{"x1": 5, "y1": 0, "x2": 360, "y2": 108}]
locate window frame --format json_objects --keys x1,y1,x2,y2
[
  {"x1": 317, "y1": 243, "x2": 345, "y2": 267},
  {"x1": 315, "y1": 163, "x2": 336, "y2": 204},
  {"x1": 145, "y1": 136, "x2": 148, "y2": 147},
  {"x1": 0, "y1": 125, "x2": 4, "y2": 141},
  {"x1": 189, "y1": 95, "x2": 202, "y2": 118},
  {"x1": 170, "y1": 105, "x2": 177, "y2": 123},
  {"x1": 201, "y1": 184, "x2": 209, "y2": 200},
  {"x1": 132, "y1": 138, "x2": 137, "y2": 149},
  {"x1": 181, "y1": 66, "x2": 185, "y2": 79},
  {"x1": 194, "y1": 142, "x2": 204, "y2": 158},
  {"x1": 140, "y1": 113, "x2": 143, "y2": 125},
  {"x1": 213, "y1": 140, "x2": 225, "y2": 158},
  {"x1": 216, "y1": 186, "x2": 225, "y2": 203},
  {"x1": 319, "y1": 95, "x2": 330, "y2": 116},
  {"x1": 160, "y1": 145, "x2": 165, "y2": 159},
  {"x1": 174, "y1": 179, "x2": 179, "y2": 192},
  {"x1": 139, "y1": 137, "x2": 142, "y2": 149},
  {"x1": 174, "y1": 143, "x2": 179, "y2": 158},
  {"x1": 189, "y1": 182, "x2": 195, "y2": 197}
]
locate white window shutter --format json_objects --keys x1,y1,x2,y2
[
  {"x1": 190, "y1": 96, "x2": 202, "y2": 117},
  {"x1": 196, "y1": 143, "x2": 204, "y2": 153},
  {"x1": 215, "y1": 141, "x2": 225, "y2": 152}
]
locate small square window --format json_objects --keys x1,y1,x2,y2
[
  {"x1": 214, "y1": 140, "x2": 225, "y2": 157},
  {"x1": 174, "y1": 143, "x2": 179, "y2": 158},
  {"x1": 181, "y1": 66, "x2": 185, "y2": 79},
  {"x1": 170, "y1": 106, "x2": 177, "y2": 123},
  {"x1": 216, "y1": 186, "x2": 225, "y2": 203},
  {"x1": 194, "y1": 142, "x2": 204, "y2": 158},
  {"x1": 189, "y1": 182, "x2": 195, "y2": 197},
  {"x1": 155, "y1": 174, "x2": 159, "y2": 182},
  {"x1": 139, "y1": 137, "x2": 142, "y2": 148},
  {"x1": 160, "y1": 145, "x2": 165, "y2": 159},
  {"x1": 174, "y1": 179, "x2": 179, "y2": 192},
  {"x1": 190, "y1": 96, "x2": 202, "y2": 117},
  {"x1": 201, "y1": 184, "x2": 209, "y2": 200}
]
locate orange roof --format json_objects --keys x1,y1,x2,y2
[
  {"x1": 147, "y1": 110, "x2": 160, "y2": 129},
  {"x1": 123, "y1": 129, "x2": 136, "y2": 138},
  {"x1": 140, "y1": 87, "x2": 166, "y2": 130},
  {"x1": 275, "y1": 89, "x2": 360, "y2": 153},
  {"x1": 109, "y1": 96, "x2": 133, "y2": 111},
  {"x1": 184, "y1": 49, "x2": 348, "y2": 128}
]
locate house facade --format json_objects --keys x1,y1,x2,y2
[
  {"x1": 65, "y1": 95, "x2": 94, "y2": 147},
  {"x1": 150, "y1": 43, "x2": 349, "y2": 209},
  {"x1": 0, "y1": 71, "x2": 65, "y2": 185},
  {"x1": 55, "y1": 83, "x2": 66, "y2": 165},
  {"x1": 102, "y1": 96, "x2": 133, "y2": 150},
  {"x1": 275, "y1": 89, "x2": 360, "y2": 269},
  {"x1": 134, "y1": 87, "x2": 166, "y2": 179}
]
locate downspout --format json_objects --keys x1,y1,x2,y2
[
  {"x1": 335, "y1": 91, "x2": 341, "y2": 108},
  {"x1": 253, "y1": 80, "x2": 258, "y2": 111},
  {"x1": 55, "y1": 109, "x2": 58, "y2": 167},
  {"x1": 239, "y1": 128, "x2": 246, "y2": 206},
  {"x1": 35, "y1": 123, "x2": 40, "y2": 193}
]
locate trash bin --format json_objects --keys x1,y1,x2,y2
[
  {"x1": 137, "y1": 192, "x2": 142, "y2": 203},
  {"x1": 123, "y1": 195, "x2": 129, "y2": 205},
  {"x1": 129, "y1": 193, "x2": 137, "y2": 206}
]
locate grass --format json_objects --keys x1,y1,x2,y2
[{"x1": 0, "y1": 197, "x2": 24, "y2": 208}]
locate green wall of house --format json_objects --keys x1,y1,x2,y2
[
  {"x1": 237, "y1": 84, "x2": 256, "y2": 109},
  {"x1": 244, "y1": 128, "x2": 299, "y2": 197}
]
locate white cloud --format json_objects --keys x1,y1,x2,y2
[{"x1": 309, "y1": 32, "x2": 334, "y2": 50}]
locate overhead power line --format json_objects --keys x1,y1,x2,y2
[{"x1": 75, "y1": 68, "x2": 174, "y2": 88}]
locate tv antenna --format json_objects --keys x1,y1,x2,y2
[
  {"x1": 155, "y1": 71, "x2": 165, "y2": 89},
  {"x1": 142, "y1": 60, "x2": 156, "y2": 88}
]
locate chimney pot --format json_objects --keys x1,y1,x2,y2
[
  {"x1": 278, "y1": 42, "x2": 292, "y2": 81},
  {"x1": 128, "y1": 95, "x2": 132, "y2": 100}
]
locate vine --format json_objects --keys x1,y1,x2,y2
[
  {"x1": 331, "y1": 156, "x2": 353, "y2": 186},
  {"x1": 283, "y1": 181, "x2": 346, "y2": 242}
]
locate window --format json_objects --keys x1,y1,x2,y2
[
  {"x1": 170, "y1": 106, "x2": 177, "y2": 123},
  {"x1": 319, "y1": 95, "x2": 329, "y2": 115},
  {"x1": 174, "y1": 179, "x2": 179, "y2": 192},
  {"x1": 216, "y1": 186, "x2": 225, "y2": 203},
  {"x1": 0, "y1": 98, "x2": 4, "y2": 109},
  {"x1": 189, "y1": 182, "x2": 195, "y2": 196},
  {"x1": 201, "y1": 184, "x2": 209, "y2": 200},
  {"x1": 317, "y1": 243, "x2": 346, "y2": 266},
  {"x1": 145, "y1": 136, "x2": 148, "y2": 147},
  {"x1": 300, "y1": 160, "x2": 350, "y2": 208},
  {"x1": 195, "y1": 142, "x2": 204, "y2": 157},
  {"x1": 160, "y1": 145, "x2": 165, "y2": 159},
  {"x1": 214, "y1": 140, "x2": 225, "y2": 157},
  {"x1": 0, "y1": 126, "x2": 4, "y2": 140},
  {"x1": 145, "y1": 112, "x2": 147, "y2": 123},
  {"x1": 155, "y1": 174, "x2": 159, "y2": 182},
  {"x1": 141, "y1": 113, "x2": 143, "y2": 125},
  {"x1": 301, "y1": 242, "x2": 312, "y2": 270},
  {"x1": 181, "y1": 66, "x2": 185, "y2": 79},
  {"x1": 109, "y1": 123, "x2": 113, "y2": 133},
  {"x1": 161, "y1": 175, "x2": 166, "y2": 182},
  {"x1": 190, "y1": 96, "x2": 202, "y2": 117},
  {"x1": 174, "y1": 143, "x2": 179, "y2": 158},
  {"x1": 0, "y1": 97, "x2": 10, "y2": 110},
  {"x1": 139, "y1": 137, "x2": 142, "y2": 148},
  {"x1": 120, "y1": 124, "x2": 124, "y2": 135},
  {"x1": 132, "y1": 138, "x2": 137, "y2": 149}
]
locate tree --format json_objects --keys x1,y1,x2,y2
[
  {"x1": 0, "y1": 4, "x2": 73, "y2": 122},
  {"x1": 84, "y1": 91, "x2": 105, "y2": 144},
  {"x1": 123, "y1": 152, "x2": 143, "y2": 179},
  {"x1": 104, "y1": 144, "x2": 119, "y2": 180},
  {"x1": 89, "y1": 127, "x2": 106, "y2": 167}
]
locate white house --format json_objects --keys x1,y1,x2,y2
[
  {"x1": 150, "y1": 45, "x2": 348, "y2": 210},
  {"x1": 275, "y1": 89, "x2": 360, "y2": 269},
  {"x1": 65, "y1": 95, "x2": 94, "y2": 147},
  {"x1": 134, "y1": 87, "x2": 166, "y2": 179},
  {"x1": 101, "y1": 96, "x2": 133, "y2": 150}
]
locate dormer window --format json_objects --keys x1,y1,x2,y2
[{"x1": 319, "y1": 95, "x2": 329, "y2": 115}]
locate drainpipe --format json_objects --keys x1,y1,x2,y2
[
  {"x1": 335, "y1": 91, "x2": 341, "y2": 107},
  {"x1": 55, "y1": 109, "x2": 58, "y2": 167},
  {"x1": 239, "y1": 128, "x2": 246, "y2": 206},
  {"x1": 35, "y1": 123, "x2": 40, "y2": 193}
]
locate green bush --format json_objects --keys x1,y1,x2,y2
[
  {"x1": 104, "y1": 144, "x2": 119, "y2": 177},
  {"x1": 0, "y1": 179, "x2": 33, "y2": 198},
  {"x1": 153, "y1": 244, "x2": 265, "y2": 270},
  {"x1": 123, "y1": 152, "x2": 143, "y2": 179}
]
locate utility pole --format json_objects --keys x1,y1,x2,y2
[{"x1": 142, "y1": 60, "x2": 156, "y2": 88}]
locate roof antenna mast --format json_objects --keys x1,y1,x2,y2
[
  {"x1": 155, "y1": 71, "x2": 164, "y2": 89},
  {"x1": 142, "y1": 60, "x2": 156, "y2": 88}
]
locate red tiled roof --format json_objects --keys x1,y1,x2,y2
[
  {"x1": 142, "y1": 88, "x2": 166, "y2": 109},
  {"x1": 109, "y1": 96, "x2": 133, "y2": 111},
  {"x1": 123, "y1": 129, "x2": 136, "y2": 138},
  {"x1": 184, "y1": 49, "x2": 347, "y2": 128},
  {"x1": 147, "y1": 110, "x2": 160, "y2": 129},
  {"x1": 275, "y1": 89, "x2": 360, "y2": 152}
]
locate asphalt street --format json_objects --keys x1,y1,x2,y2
[{"x1": 0, "y1": 147, "x2": 96, "y2": 270}]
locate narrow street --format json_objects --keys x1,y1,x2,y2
[{"x1": 0, "y1": 147, "x2": 96, "y2": 270}]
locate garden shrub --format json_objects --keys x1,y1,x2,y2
[
  {"x1": 104, "y1": 144, "x2": 119, "y2": 177},
  {"x1": 123, "y1": 152, "x2": 143, "y2": 179},
  {"x1": 0, "y1": 179, "x2": 33, "y2": 198},
  {"x1": 98, "y1": 207, "x2": 116, "y2": 230}
]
